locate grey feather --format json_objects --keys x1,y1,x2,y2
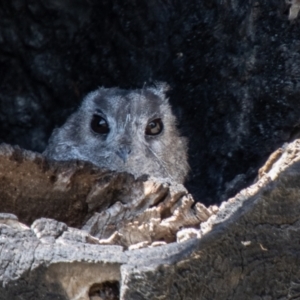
[{"x1": 44, "y1": 85, "x2": 189, "y2": 183}]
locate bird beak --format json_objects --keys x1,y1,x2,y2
[{"x1": 116, "y1": 146, "x2": 131, "y2": 163}]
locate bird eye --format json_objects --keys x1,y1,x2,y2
[
  {"x1": 91, "y1": 115, "x2": 109, "y2": 134},
  {"x1": 145, "y1": 118, "x2": 163, "y2": 136}
]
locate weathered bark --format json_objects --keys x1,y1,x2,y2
[
  {"x1": 0, "y1": 143, "x2": 146, "y2": 227},
  {"x1": 0, "y1": 143, "x2": 215, "y2": 247},
  {"x1": 1, "y1": 140, "x2": 300, "y2": 299}
]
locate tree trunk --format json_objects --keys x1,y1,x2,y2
[{"x1": 1, "y1": 140, "x2": 300, "y2": 299}]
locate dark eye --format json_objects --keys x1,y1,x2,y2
[
  {"x1": 91, "y1": 115, "x2": 109, "y2": 134},
  {"x1": 145, "y1": 118, "x2": 163, "y2": 136}
]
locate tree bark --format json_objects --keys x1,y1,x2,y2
[{"x1": 1, "y1": 140, "x2": 300, "y2": 299}]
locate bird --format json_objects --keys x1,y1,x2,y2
[{"x1": 43, "y1": 83, "x2": 189, "y2": 183}]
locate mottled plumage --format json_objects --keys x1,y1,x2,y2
[{"x1": 44, "y1": 84, "x2": 189, "y2": 183}]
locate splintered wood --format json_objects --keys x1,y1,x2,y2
[
  {"x1": 0, "y1": 143, "x2": 217, "y2": 249},
  {"x1": 83, "y1": 179, "x2": 218, "y2": 248}
]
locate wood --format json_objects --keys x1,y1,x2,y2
[{"x1": 1, "y1": 140, "x2": 300, "y2": 299}]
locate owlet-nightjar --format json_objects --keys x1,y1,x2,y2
[{"x1": 44, "y1": 83, "x2": 189, "y2": 183}]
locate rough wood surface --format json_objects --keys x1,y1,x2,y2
[
  {"x1": 1, "y1": 140, "x2": 300, "y2": 299},
  {"x1": 0, "y1": 144, "x2": 215, "y2": 248},
  {"x1": 0, "y1": 143, "x2": 147, "y2": 227}
]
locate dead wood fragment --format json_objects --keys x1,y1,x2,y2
[
  {"x1": 82, "y1": 181, "x2": 215, "y2": 248},
  {"x1": 0, "y1": 144, "x2": 214, "y2": 250},
  {"x1": 2, "y1": 141, "x2": 300, "y2": 299}
]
